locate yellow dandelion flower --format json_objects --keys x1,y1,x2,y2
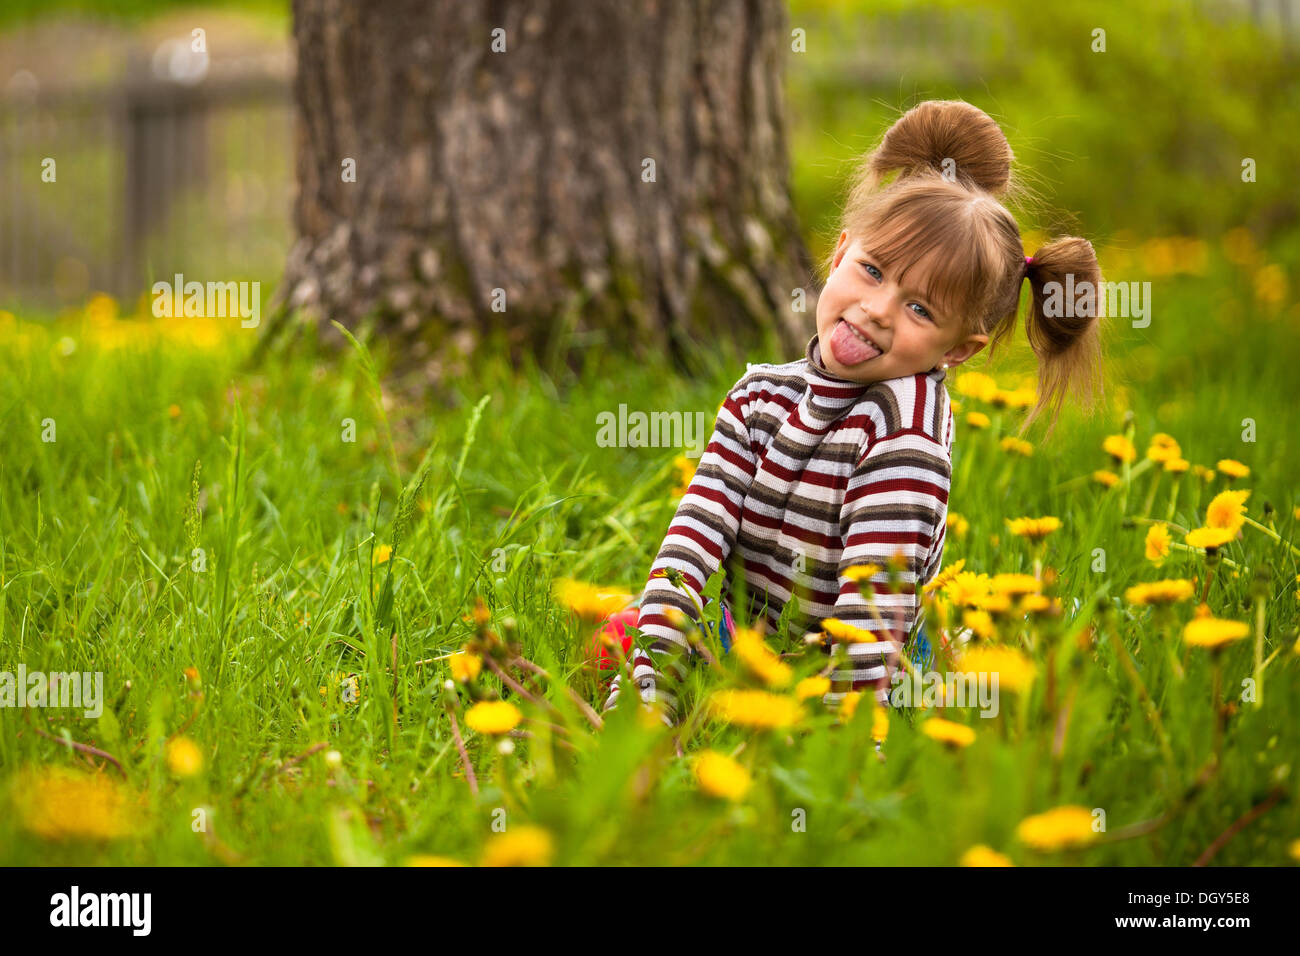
[
  {"x1": 1205, "y1": 489, "x2": 1250, "y2": 536},
  {"x1": 1221, "y1": 227, "x2": 1259, "y2": 266},
  {"x1": 465, "y1": 700, "x2": 523, "y2": 735},
  {"x1": 168, "y1": 403, "x2": 182, "y2": 419},
  {"x1": 946, "y1": 512, "x2": 970, "y2": 537},
  {"x1": 965, "y1": 411, "x2": 991, "y2": 429},
  {"x1": 1186, "y1": 526, "x2": 1235, "y2": 550},
  {"x1": 959, "y1": 645, "x2": 1036, "y2": 693},
  {"x1": 1125, "y1": 579, "x2": 1196, "y2": 606},
  {"x1": 1006, "y1": 516, "x2": 1061, "y2": 540},
  {"x1": 1092, "y1": 469, "x2": 1120, "y2": 488},
  {"x1": 553, "y1": 578, "x2": 633, "y2": 622},
  {"x1": 921, "y1": 718, "x2": 976, "y2": 748},
  {"x1": 962, "y1": 608, "x2": 996, "y2": 640},
  {"x1": 1164, "y1": 457, "x2": 1190, "y2": 474},
  {"x1": 1016, "y1": 806, "x2": 1098, "y2": 851},
  {"x1": 843, "y1": 564, "x2": 882, "y2": 583},
  {"x1": 671, "y1": 455, "x2": 696, "y2": 497},
  {"x1": 1102, "y1": 435, "x2": 1136, "y2": 464},
  {"x1": 999, "y1": 437, "x2": 1034, "y2": 457},
  {"x1": 1192, "y1": 464, "x2": 1216, "y2": 483},
  {"x1": 1000, "y1": 387, "x2": 1036, "y2": 409},
  {"x1": 1145, "y1": 523, "x2": 1172, "y2": 566},
  {"x1": 1019, "y1": 593, "x2": 1058, "y2": 615},
  {"x1": 1145, "y1": 434, "x2": 1181, "y2": 463},
  {"x1": 863, "y1": 707, "x2": 883, "y2": 743},
  {"x1": 956, "y1": 371, "x2": 999, "y2": 402},
  {"x1": 820, "y1": 617, "x2": 877, "y2": 643},
  {"x1": 731, "y1": 629, "x2": 793, "y2": 688},
  {"x1": 372, "y1": 544, "x2": 393, "y2": 565},
  {"x1": 838, "y1": 690, "x2": 863, "y2": 723},
  {"x1": 13, "y1": 766, "x2": 139, "y2": 840},
  {"x1": 923, "y1": 558, "x2": 966, "y2": 594},
  {"x1": 989, "y1": 573, "x2": 1042, "y2": 597},
  {"x1": 708, "y1": 689, "x2": 804, "y2": 729},
  {"x1": 960, "y1": 845, "x2": 1014, "y2": 867},
  {"x1": 481, "y1": 825, "x2": 554, "y2": 867},
  {"x1": 165, "y1": 737, "x2": 204, "y2": 778},
  {"x1": 1254, "y1": 265, "x2": 1287, "y2": 305},
  {"x1": 795, "y1": 676, "x2": 831, "y2": 700},
  {"x1": 449, "y1": 649, "x2": 482, "y2": 683},
  {"x1": 972, "y1": 591, "x2": 1012, "y2": 614},
  {"x1": 945, "y1": 571, "x2": 992, "y2": 608},
  {"x1": 85, "y1": 291, "x2": 119, "y2": 324},
  {"x1": 871, "y1": 703, "x2": 890, "y2": 742},
  {"x1": 1289, "y1": 838, "x2": 1300, "y2": 861},
  {"x1": 693, "y1": 750, "x2": 752, "y2": 801},
  {"x1": 1182, "y1": 617, "x2": 1250, "y2": 650},
  {"x1": 1216, "y1": 459, "x2": 1250, "y2": 480},
  {"x1": 405, "y1": 855, "x2": 466, "y2": 866}
]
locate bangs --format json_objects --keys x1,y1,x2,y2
[{"x1": 854, "y1": 185, "x2": 1010, "y2": 324}]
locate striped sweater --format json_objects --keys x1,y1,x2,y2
[{"x1": 602, "y1": 331, "x2": 954, "y2": 725}]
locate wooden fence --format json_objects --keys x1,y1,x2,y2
[{"x1": 0, "y1": 47, "x2": 293, "y2": 311}]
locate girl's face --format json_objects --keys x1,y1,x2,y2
[{"x1": 815, "y1": 231, "x2": 989, "y2": 383}]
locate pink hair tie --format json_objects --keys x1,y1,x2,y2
[{"x1": 1024, "y1": 255, "x2": 1034, "y2": 266}]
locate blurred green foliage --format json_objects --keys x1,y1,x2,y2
[
  {"x1": 0, "y1": 0, "x2": 285, "y2": 28},
  {"x1": 786, "y1": 0, "x2": 1300, "y2": 269}
]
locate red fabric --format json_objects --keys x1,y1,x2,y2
[{"x1": 589, "y1": 608, "x2": 640, "y2": 674}]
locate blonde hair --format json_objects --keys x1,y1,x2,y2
[{"x1": 823, "y1": 100, "x2": 1105, "y2": 440}]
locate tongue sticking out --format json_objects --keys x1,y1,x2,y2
[{"x1": 829, "y1": 319, "x2": 881, "y2": 366}]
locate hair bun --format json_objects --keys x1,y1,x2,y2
[{"x1": 870, "y1": 100, "x2": 1013, "y2": 195}]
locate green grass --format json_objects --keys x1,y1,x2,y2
[
  {"x1": 2, "y1": 0, "x2": 1299, "y2": 867},
  {"x1": 2, "y1": 240, "x2": 1299, "y2": 865}
]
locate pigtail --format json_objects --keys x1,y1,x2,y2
[{"x1": 1017, "y1": 237, "x2": 1107, "y2": 441}]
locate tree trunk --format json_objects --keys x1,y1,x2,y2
[{"x1": 276, "y1": 0, "x2": 816, "y2": 375}]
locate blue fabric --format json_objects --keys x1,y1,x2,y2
[
  {"x1": 702, "y1": 597, "x2": 735, "y2": 652},
  {"x1": 911, "y1": 620, "x2": 933, "y2": 670}
]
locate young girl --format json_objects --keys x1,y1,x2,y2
[{"x1": 601, "y1": 99, "x2": 1104, "y2": 727}]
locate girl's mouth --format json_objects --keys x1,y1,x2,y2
[{"x1": 829, "y1": 317, "x2": 884, "y2": 365}]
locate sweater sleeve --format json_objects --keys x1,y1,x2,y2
[
  {"x1": 601, "y1": 378, "x2": 759, "y2": 725},
  {"x1": 825, "y1": 428, "x2": 951, "y2": 705}
]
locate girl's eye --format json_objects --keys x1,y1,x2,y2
[
  {"x1": 858, "y1": 261, "x2": 882, "y2": 281},
  {"x1": 909, "y1": 303, "x2": 932, "y2": 321}
]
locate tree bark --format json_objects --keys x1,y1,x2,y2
[{"x1": 276, "y1": 0, "x2": 816, "y2": 375}]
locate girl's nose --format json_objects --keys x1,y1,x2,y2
[{"x1": 859, "y1": 301, "x2": 890, "y2": 329}]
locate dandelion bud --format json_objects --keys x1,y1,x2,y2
[
  {"x1": 660, "y1": 568, "x2": 686, "y2": 590},
  {"x1": 472, "y1": 596, "x2": 491, "y2": 630},
  {"x1": 324, "y1": 749, "x2": 342, "y2": 769}
]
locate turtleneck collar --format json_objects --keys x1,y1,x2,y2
[{"x1": 801, "y1": 332, "x2": 947, "y2": 424}]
